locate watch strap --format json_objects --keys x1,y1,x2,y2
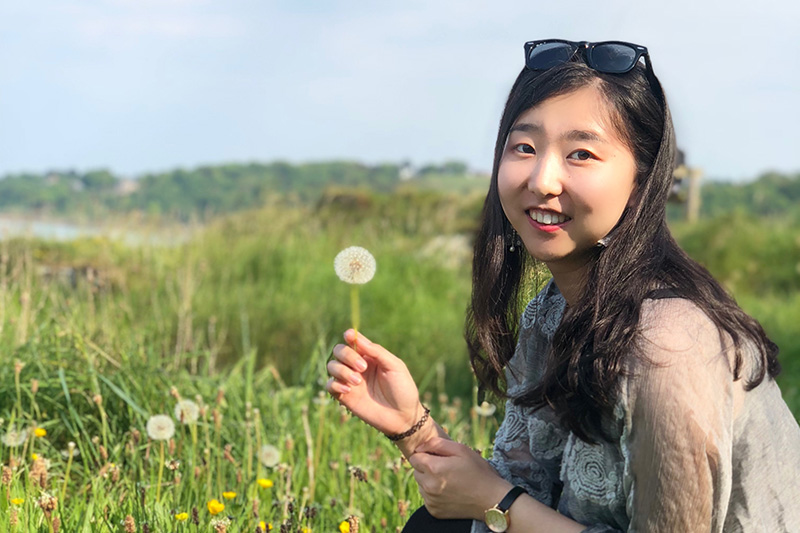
[{"x1": 497, "y1": 485, "x2": 526, "y2": 512}]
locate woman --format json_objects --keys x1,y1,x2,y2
[{"x1": 326, "y1": 40, "x2": 800, "y2": 532}]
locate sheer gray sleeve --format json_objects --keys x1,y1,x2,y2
[{"x1": 619, "y1": 298, "x2": 736, "y2": 533}]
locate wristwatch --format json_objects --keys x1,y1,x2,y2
[{"x1": 484, "y1": 485, "x2": 526, "y2": 532}]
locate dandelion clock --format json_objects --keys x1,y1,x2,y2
[{"x1": 334, "y1": 246, "x2": 376, "y2": 349}]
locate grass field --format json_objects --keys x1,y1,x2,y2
[{"x1": 0, "y1": 199, "x2": 798, "y2": 531}]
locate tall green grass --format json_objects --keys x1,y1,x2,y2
[{"x1": 0, "y1": 197, "x2": 798, "y2": 530}]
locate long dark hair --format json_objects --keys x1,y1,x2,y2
[{"x1": 466, "y1": 59, "x2": 780, "y2": 443}]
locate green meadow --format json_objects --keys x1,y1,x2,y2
[{"x1": 0, "y1": 183, "x2": 798, "y2": 532}]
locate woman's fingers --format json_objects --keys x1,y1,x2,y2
[
  {"x1": 344, "y1": 329, "x2": 406, "y2": 372},
  {"x1": 331, "y1": 341, "x2": 368, "y2": 372},
  {"x1": 326, "y1": 359, "x2": 364, "y2": 387},
  {"x1": 325, "y1": 377, "x2": 350, "y2": 396},
  {"x1": 414, "y1": 437, "x2": 463, "y2": 456}
]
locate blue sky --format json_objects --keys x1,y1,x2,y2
[{"x1": 1, "y1": 0, "x2": 798, "y2": 181}]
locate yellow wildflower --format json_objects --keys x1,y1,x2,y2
[
  {"x1": 10, "y1": 498, "x2": 24, "y2": 505},
  {"x1": 34, "y1": 428, "x2": 47, "y2": 438},
  {"x1": 257, "y1": 478, "x2": 273, "y2": 489},
  {"x1": 302, "y1": 528, "x2": 311, "y2": 533},
  {"x1": 175, "y1": 512, "x2": 189, "y2": 521},
  {"x1": 339, "y1": 521, "x2": 351, "y2": 533},
  {"x1": 31, "y1": 453, "x2": 38, "y2": 460},
  {"x1": 207, "y1": 499, "x2": 225, "y2": 515},
  {"x1": 222, "y1": 491, "x2": 237, "y2": 500},
  {"x1": 259, "y1": 521, "x2": 273, "y2": 531}
]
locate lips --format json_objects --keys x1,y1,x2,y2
[{"x1": 527, "y1": 208, "x2": 571, "y2": 225}]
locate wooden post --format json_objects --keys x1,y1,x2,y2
[{"x1": 686, "y1": 168, "x2": 703, "y2": 223}]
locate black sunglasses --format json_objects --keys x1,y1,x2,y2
[
  {"x1": 524, "y1": 39, "x2": 650, "y2": 73},
  {"x1": 524, "y1": 39, "x2": 662, "y2": 104}
]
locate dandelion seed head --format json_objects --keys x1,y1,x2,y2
[
  {"x1": 475, "y1": 401, "x2": 497, "y2": 417},
  {"x1": 334, "y1": 247, "x2": 376, "y2": 285},
  {"x1": 2, "y1": 426, "x2": 28, "y2": 447},
  {"x1": 258, "y1": 444, "x2": 280, "y2": 467},
  {"x1": 146, "y1": 415, "x2": 175, "y2": 441},
  {"x1": 173, "y1": 399, "x2": 200, "y2": 424}
]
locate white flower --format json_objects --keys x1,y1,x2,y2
[
  {"x1": 334, "y1": 246, "x2": 376, "y2": 285},
  {"x1": 2, "y1": 426, "x2": 28, "y2": 447},
  {"x1": 146, "y1": 414, "x2": 175, "y2": 441},
  {"x1": 61, "y1": 446, "x2": 81, "y2": 460},
  {"x1": 173, "y1": 399, "x2": 200, "y2": 424},
  {"x1": 475, "y1": 401, "x2": 497, "y2": 417},
  {"x1": 258, "y1": 444, "x2": 281, "y2": 467}
]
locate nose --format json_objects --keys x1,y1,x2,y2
[{"x1": 526, "y1": 153, "x2": 564, "y2": 198}]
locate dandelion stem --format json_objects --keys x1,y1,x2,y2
[
  {"x1": 350, "y1": 285, "x2": 360, "y2": 350},
  {"x1": 301, "y1": 406, "x2": 315, "y2": 502},
  {"x1": 155, "y1": 440, "x2": 165, "y2": 502},
  {"x1": 312, "y1": 399, "x2": 326, "y2": 501},
  {"x1": 254, "y1": 409, "x2": 263, "y2": 482},
  {"x1": 61, "y1": 446, "x2": 74, "y2": 504}
]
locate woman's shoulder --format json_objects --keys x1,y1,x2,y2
[
  {"x1": 636, "y1": 295, "x2": 727, "y2": 364},
  {"x1": 621, "y1": 295, "x2": 748, "y2": 402}
]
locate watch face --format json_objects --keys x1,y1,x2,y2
[{"x1": 485, "y1": 508, "x2": 508, "y2": 532}]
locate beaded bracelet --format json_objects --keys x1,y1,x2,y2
[{"x1": 386, "y1": 406, "x2": 431, "y2": 442}]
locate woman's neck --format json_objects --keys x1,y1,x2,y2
[{"x1": 548, "y1": 263, "x2": 590, "y2": 308}]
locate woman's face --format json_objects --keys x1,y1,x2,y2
[{"x1": 497, "y1": 84, "x2": 638, "y2": 275}]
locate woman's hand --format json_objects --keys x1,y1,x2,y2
[
  {"x1": 409, "y1": 437, "x2": 512, "y2": 521},
  {"x1": 326, "y1": 329, "x2": 425, "y2": 437}
]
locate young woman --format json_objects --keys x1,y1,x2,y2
[{"x1": 326, "y1": 40, "x2": 800, "y2": 532}]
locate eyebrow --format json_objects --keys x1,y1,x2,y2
[{"x1": 509, "y1": 122, "x2": 608, "y2": 143}]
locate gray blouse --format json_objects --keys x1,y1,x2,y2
[{"x1": 472, "y1": 281, "x2": 800, "y2": 533}]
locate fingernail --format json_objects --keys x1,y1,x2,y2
[
  {"x1": 349, "y1": 374, "x2": 362, "y2": 385},
  {"x1": 356, "y1": 360, "x2": 367, "y2": 371}
]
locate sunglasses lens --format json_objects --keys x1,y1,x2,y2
[
  {"x1": 590, "y1": 43, "x2": 638, "y2": 73},
  {"x1": 527, "y1": 42, "x2": 575, "y2": 70}
]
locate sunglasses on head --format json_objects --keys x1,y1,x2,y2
[
  {"x1": 524, "y1": 39, "x2": 651, "y2": 73},
  {"x1": 524, "y1": 39, "x2": 662, "y2": 104}
]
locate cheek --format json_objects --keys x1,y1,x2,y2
[{"x1": 496, "y1": 167, "x2": 515, "y2": 215}]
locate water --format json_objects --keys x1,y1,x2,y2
[{"x1": 0, "y1": 216, "x2": 191, "y2": 245}]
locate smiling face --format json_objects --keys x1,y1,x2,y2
[{"x1": 497, "y1": 84, "x2": 638, "y2": 276}]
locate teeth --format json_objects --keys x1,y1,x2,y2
[{"x1": 529, "y1": 210, "x2": 568, "y2": 225}]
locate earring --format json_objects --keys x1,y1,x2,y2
[{"x1": 507, "y1": 229, "x2": 522, "y2": 252}]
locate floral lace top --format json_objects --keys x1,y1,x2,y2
[{"x1": 472, "y1": 281, "x2": 800, "y2": 533}]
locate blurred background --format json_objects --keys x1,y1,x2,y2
[{"x1": 0, "y1": 0, "x2": 798, "y2": 405}]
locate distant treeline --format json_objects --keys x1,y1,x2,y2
[{"x1": 1, "y1": 161, "x2": 798, "y2": 221}]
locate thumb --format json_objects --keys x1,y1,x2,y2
[{"x1": 414, "y1": 437, "x2": 464, "y2": 457}]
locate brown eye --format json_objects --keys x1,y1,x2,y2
[
  {"x1": 568, "y1": 150, "x2": 593, "y2": 161},
  {"x1": 515, "y1": 143, "x2": 535, "y2": 154}
]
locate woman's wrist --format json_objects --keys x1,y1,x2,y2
[
  {"x1": 386, "y1": 404, "x2": 430, "y2": 441},
  {"x1": 391, "y1": 405, "x2": 444, "y2": 458}
]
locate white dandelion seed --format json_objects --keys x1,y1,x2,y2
[
  {"x1": 258, "y1": 444, "x2": 281, "y2": 467},
  {"x1": 146, "y1": 414, "x2": 175, "y2": 441},
  {"x1": 173, "y1": 399, "x2": 200, "y2": 424},
  {"x1": 2, "y1": 426, "x2": 28, "y2": 447},
  {"x1": 334, "y1": 247, "x2": 376, "y2": 285},
  {"x1": 475, "y1": 401, "x2": 497, "y2": 417}
]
